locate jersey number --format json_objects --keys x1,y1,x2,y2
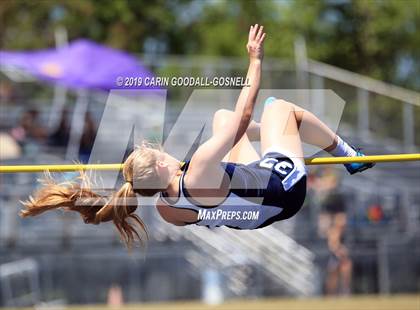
[{"x1": 259, "y1": 157, "x2": 294, "y2": 176}]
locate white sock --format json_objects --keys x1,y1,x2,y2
[{"x1": 330, "y1": 136, "x2": 357, "y2": 157}]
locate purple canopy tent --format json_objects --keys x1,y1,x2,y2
[
  {"x1": 0, "y1": 39, "x2": 157, "y2": 159},
  {"x1": 0, "y1": 39, "x2": 155, "y2": 90}
]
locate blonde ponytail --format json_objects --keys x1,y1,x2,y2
[
  {"x1": 20, "y1": 172, "x2": 148, "y2": 249},
  {"x1": 106, "y1": 181, "x2": 148, "y2": 249}
]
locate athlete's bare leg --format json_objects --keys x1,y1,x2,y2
[
  {"x1": 260, "y1": 99, "x2": 304, "y2": 163},
  {"x1": 213, "y1": 98, "x2": 340, "y2": 164},
  {"x1": 293, "y1": 103, "x2": 338, "y2": 152},
  {"x1": 212, "y1": 109, "x2": 260, "y2": 164},
  {"x1": 255, "y1": 99, "x2": 339, "y2": 153}
]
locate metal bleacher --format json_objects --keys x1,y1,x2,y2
[{"x1": 153, "y1": 216, "x2": 318, "y2": 296}]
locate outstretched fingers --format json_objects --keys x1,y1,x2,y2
[
  {"x1": 249, "y1": 24, "x2": 258, "y2": 40},
  {"x1": 249, "y1": 24, "x2": 266, "y2": 45},
  {"x1": 256, "y1": 25, "x2": 264, "y2": 41},
  {"x1": 258, "y1": 32, "x2": 266, "y2": 44},
  {"x1": 247, "y1": 24, "x2": 266, "y2": 60}
]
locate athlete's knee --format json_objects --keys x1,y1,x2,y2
[
  {"x1": 264, "y1": 99, "x2": 297, "y2": 123},
  {"x1": 213, "y1": 109, "x2": 234, "y2": 131},
  {"x1": 263, "y1": 96, "x2": 277, "y2": 107},
  {"x1": 264, "y1": 97, "x2": 295, "y2": 111}
]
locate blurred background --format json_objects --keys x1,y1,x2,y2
[{"x1": 0, "y1": 0, "x2": 419, "y2": 309}]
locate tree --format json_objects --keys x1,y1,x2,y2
[{"x1": 0, "y1": 0, "x2": 418, "y2": 89}]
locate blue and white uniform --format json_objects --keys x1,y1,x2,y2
[{"x1": 160, "y1": 148, "x2": 307, "y2": 229}]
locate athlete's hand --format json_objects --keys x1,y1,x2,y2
[{"x1": 246, "y1": 24, "x2": 266, "y2": 61}]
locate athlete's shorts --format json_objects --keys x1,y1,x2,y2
[
  {"x1": 254, "y1": 147, "x2": 307, "y2": 227},
  {"x1": 262, "y1": 146, "x2": 307, "y2": 191}
]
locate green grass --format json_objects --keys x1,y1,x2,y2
[{"x1": 7, "y1": 294, "x2": 419, "y2": 310}]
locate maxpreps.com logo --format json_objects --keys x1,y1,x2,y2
[{"x1": 198, "y1": 209, "x2": 260, "y2": 221}]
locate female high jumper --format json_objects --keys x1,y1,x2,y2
[{"x1": 21, "y1": 25, "x2": 374, "y2": 248}]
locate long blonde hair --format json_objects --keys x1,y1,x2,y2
[{"x1": 20, "y1": 143, "x2": 164, "y2": 249}]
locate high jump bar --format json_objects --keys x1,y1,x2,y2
[{"x1": 0, "y1": 154, "x2": 419, "y2": 173}]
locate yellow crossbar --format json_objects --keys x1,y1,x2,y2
[
  {"x1": 304, "y1": 153, "x2": 420, "y2": 165},
  {"x1": 0, "y1": 154, "x2": 419, "y2": 173}
]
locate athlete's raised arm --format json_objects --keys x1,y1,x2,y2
[
  {"x1": 234, "y1": 24, "x2": 266, "y2": 129},
  {"x1": 188, "y1": 24, "x2": 266, "y2": 179}
]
